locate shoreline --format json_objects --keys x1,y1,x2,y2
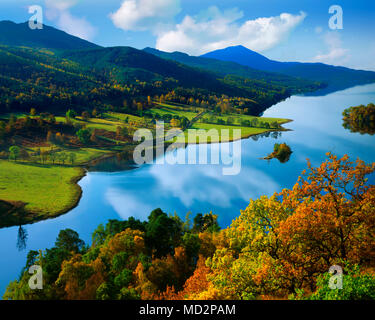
[{"x1": 0, "y1": 119, "x2": 293, "y2": 228}]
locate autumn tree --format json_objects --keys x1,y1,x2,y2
[{"x1": 207, "y1": 153, "x2": 375, "y2": 298}]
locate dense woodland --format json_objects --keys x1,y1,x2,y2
[
  {"x1": 0, "y1": 45, "x2": 322, "y2": 118},
  {"x1": 4, "y1": 154, "x2": 375, "y2": 300}
]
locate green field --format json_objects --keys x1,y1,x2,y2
[
  {"x1": 150, "y1": 103, "x2": 200, "y2": 121},
  {"x1": 53, "y1": 148, "x2": 112, "y2": 165},
  {"x1": 0, "y1": 160, "x2": 84, "y2": 226},
  {"x1": 200, "y1": 113, "x2": 290, "y2": 126},
  {"x1": 103, "y1": 112, "x2": 145, "y2": 124},
  {"x1": 170, "y1": 123, "x2": 270, "y2": 144}
]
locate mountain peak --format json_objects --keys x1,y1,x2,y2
[{"x1": 200, "y1": 45, "x2": 277, "y2": 71}]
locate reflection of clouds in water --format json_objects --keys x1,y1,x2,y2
[
  {"x1": 264, "y1": 87, "x2": 375, "y2": 153},
  {"x1": 149, "y1": 161, "x2": 279, "y2": 207},
  {"x1": 106, "y1": 188, "x2": 153, "y2": 220}
]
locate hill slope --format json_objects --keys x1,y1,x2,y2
[
  {"x1": 0, "y1": 20, "x2": 100, "y2": 50},
  {"x1": 62, "y1": 46, "x2": 232, "y2": 93},
  {"x1": 144, "y1": 47, "x2": 322, "y2": 94},
  {"x1": 0, "y1": 21, "x2": 323, "y2": 116},
  {"x1": 201, "y1": 45, "x2": 375, "y2": 91}
]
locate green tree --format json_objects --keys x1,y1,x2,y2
[
  {"x1": 76, "y1": 129, "x2": 91, "y2": 144},
  {"x1": 55, "y1": 229, "x2": 85, "y2": 253},
  {"x1": 145, "y1": 209, "x2": 181, "y2": 257},
  {"x1": 66, "y1": 109, "x2": 77, "y2": 119},
  {"x1": 306, "y1": 265, "x2": 375, "y2": 300},
  {"x1": 9, "y1": 146, "x2": 20, "y2": 161},
  {"x1": 58, "y1": 152, "x2": 68, "y2": 164},
  {"x1": 69, "y1": 153, "x2": 76, "y2": 165}
]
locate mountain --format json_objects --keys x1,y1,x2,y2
[
  {"x1": 201, "y1": 45, "x2": 286, "y2": 71},
  {"x1": 0, "y1": 20, "x2": 323, "y2": 116},
  {"x1": 201, "y1": 45, "x2": 375, "y2": 92},
  {"x1": 61, "y1": 46, "x2": 231, "y2": 93},
  {"x1": 143, "y1": 47, "x2": 322, "y2": 94},
  {"x1": 0, "y1": 20, "x2": 100, "y2": 50}
]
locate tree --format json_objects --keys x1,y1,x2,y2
[
  {"x1": 307, "y1": 264, "x2": 375, "y2": 300},
  {"x1": 145, "y1": 209, "x2": 182, "y2": 258},
  {"x1": 46, "y1": 131, "x2": 54, "y2": 143},
  {"x1": 55, "y1": 229, "x2": 85, "y2": 254},
  {"x1": 66, "y1": 109, "x2": 77, "y2": 119},
  {"x1": 49, "y1": 151, "x2": 57, "y2": 164},
  {"x1": 58, "y1": 152, "x2": 68, "y2": 164},
  {"x1": 40, "y1": 150, "x2": 48, "y2": 164},
  {"x1": 76, "y1": 129, "x2": 91, "y2": 144},
  {"x1": 342, "y1": 103, "x2": 375, "y2": 135},
  {"x1": 208, "y1": 153, "x2": 375, "y2": 299},
  {"x1": 193, "y1": 213, "x2": 220, "y2": 233},
  {"x1": 69, "y1": 153, "x2": 76, "y2": 165},
  {"x1": 81, "y1": 111, "x2": 90, "y2": 121},
  {"x1": 9, "y1": 146, "x2": 20, "y2": 161}
]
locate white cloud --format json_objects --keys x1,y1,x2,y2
[
  {"x1": 106, "y1": 188, "x2": 153, "y2": 220},
  {"x1": 45, "y1": 0, "x2": 96, "y2": 40},
  {"x1": 155, "y1": 7, "x2": 306, "y2": 55},
  {"x1": 312, "y1": 32, "x2": 350, "y2": 65},
  {"x1": 110, "y1": 0, "x2": 181, "y2": 31}
]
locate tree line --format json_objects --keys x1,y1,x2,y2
[{"x1": 4, "y1": 153, "x2": 375, "y2": 300}]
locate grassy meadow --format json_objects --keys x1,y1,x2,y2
[{"x1": 0, "y1": 160, "x2": 84, "y2": 226}]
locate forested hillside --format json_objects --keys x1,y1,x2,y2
[
  {"x1": 0, "y1": 21, "x2": 100, "y2": 50},
  {"x1": 0, "y1": 44, "x2": 321, "y2": 116},
  {"x1": 4, "y1": 154, "x2": 375, "y2": 300},
  {"x1": 143, "y1": 47, "x2": 322, "y2": 94},
  {"x1": 0, "y1": 21, "x2": 326, "y2": 117}
]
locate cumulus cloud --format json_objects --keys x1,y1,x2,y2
[
  {"x1": 155, "y1": 7, "x2": 306, "y2": 55},
  {"x1": 45, "y1": 0, "x2": 96, "y2": 40},
  {"x1": 110, "y1": 0, "x2": 181, "y2": 31},
  {"x1": 312, "y1": 32, "x2": 350, "y2": 65}
]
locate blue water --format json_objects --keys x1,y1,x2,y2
[{"x1": 1, "y1": 83, "x2": 375, "y2": 297}]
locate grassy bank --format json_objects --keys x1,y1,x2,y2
[
  {"x1": 0, "y1": 160, "x2": 85, "y2": 227},
  {"x1": 0, "y1": 103, "x2": 292, "y2": 228}
]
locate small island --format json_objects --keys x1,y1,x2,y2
[
  {"x1": 263, "y1": 142, "x2": 293, "y2": 163},
  {"x1": 342, "y1": 103, "x2": 375, "y2": 135}
]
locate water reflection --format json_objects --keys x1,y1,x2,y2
[
  {"x1": 16, "y1": 226, "x2": 28, "y2": 251},
  {"x1": 1, "y1": 84, "x2": 375, "y2": 296}
]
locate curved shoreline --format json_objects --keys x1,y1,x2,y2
[{"x1": 0, "y1": 119, "x2": 293, "y2": 228}]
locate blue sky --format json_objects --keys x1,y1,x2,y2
[{"x1": 1, "y1": 0, "x2": 375, "y2": 70}]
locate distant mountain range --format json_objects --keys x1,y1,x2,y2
[
  {"x1": 143, "y1": 47, "x2": 318, "y2": 92},
  {"x1": 0, "y1": 20, "x2": 374, "y2": 116},
  {"x1": 200, "y1": 45, "x2": 375, "y2": 92}
]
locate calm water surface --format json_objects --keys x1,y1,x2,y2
[{"x1": 1, "y1": 84, "x2": 375, "y2": 296}]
